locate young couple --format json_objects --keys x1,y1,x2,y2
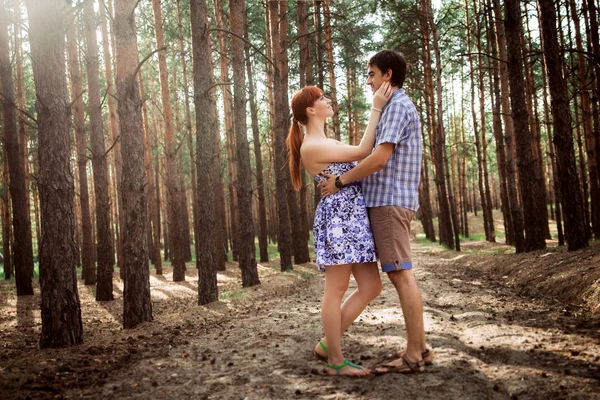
[{"x1": 286, "y1": 49, "x2": 431, "y2": 377}]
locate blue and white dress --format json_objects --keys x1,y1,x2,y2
[{"x1": 313, "y1": 162, "x2": 377, "y2": 271}]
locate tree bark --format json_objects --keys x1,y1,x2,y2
[
  {"x1": 114, "y1": 0, "x2": 153, "y2": 328},
  {"x1": 1, "y1": 153, "x2": 13, "y2": 280},
  {"x1": 504, "y1": 0, "x2": 547, "y2": 252},
  {"x1": 538, "y1": 0, "x2": 588, "y2": 250},
  {"x1": 269, "y1": 0, "x2": 293, "y2": 270},
  {"x1": 486, "y1": 1, "x2": 511, "y2": 245},
  {"x1": 66, "y1": 11, "x2": 95, "y2": 286},
  {"x1": 0, "y1": 3, "x2": 34, "y2": 294},
  {"x1": 191, "y1": 0, "x2": 219, "y2": 303},
  {"x1": 99, "y1": 0, "x2": 124, "y2": 274},
  {"x1": 213, "y1": 0, "x2": 239, "y2": 263},
  {"x1": 151, "y1": 0, "x2": 186, "y2": 281},
  {"x1": 323, "y1": 0, "x2": 340, "y2": 140},
  {"x1": 492, "y1": 0, "x2": 524, "y2": 251},
  {"x1": 83, "y1": 0, "x2": 114, "y2": 300},
  {"x1": 244, "y1": 17, "x2": 269, "y2": 263},
  {"x1": 25, "y1": 0, "x2": 83, "y2": 347},
  {"x1": 230, "y1": 0, "x2": 260, "y2": 286},
  {"x1": 474, "y1": 1, "x2": 495, "y2": 242},
  {"x1": 421, "y1": 0, "x2": 456, "y2": 249}
]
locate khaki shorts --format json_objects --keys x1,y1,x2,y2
[{"x1": 368, "y1": 206, "x2": 415, "y2": 273}]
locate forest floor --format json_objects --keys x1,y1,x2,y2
[{"x1": 1, "y1": 215, "x2": 600, "y2": 399}]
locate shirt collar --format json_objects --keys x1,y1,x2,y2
[{"x1": 383, "y1": 88, "x2": 404, "y2": 110}]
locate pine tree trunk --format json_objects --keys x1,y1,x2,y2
[
  {"x1": 211, "y1": 92, "x2": 228, "y2": 271},
  {"x1": 465, "y1": 0, "x2": 492, "y2": 242},
  {"x1": 580, "y1": 0, "x2": 600, "y2": 239},
  {"x1": 151, "y1": 0, "x2": 186, "y2": 281},
  {"x1": 191, "y1": 0, "x2": 219, "y2": 303},
  {"x1": 538, "y1": 0, "x2": 588, "y2": 250},
  {"x1": 230, "y1": 0, "x2": 260, "y2": 286},
  {"x1": 99, "y1": 0, "x2": 123, "y2": 273},
  {"x1": 419, "y1": 127, "x2": 436, "y2": 241},
  {"x1": 492, "y1": 0, "x2": 524, "y2": 251},
  {"x1": 1, "y1": 155, "x2": 13, "y2": 280},
  {"x1": 175, "y1": 0, "x2": 199, "y2": 263},
  {"x1": 474, "y1": 1, "x2": 495, "y2": 242},
  {"x1": 313, "y1": 0, "x2": 324, "y2": 208},
  {"x1": 523, "y1": 10, "x2": 551, "y2": 240},
  {"x1": 12, "y1": 2, "x2": 32, "y2": 265},
  {"x1": 0, "y1": 4, "x2": 34, "y2": 294},
  {"x1": 421, "y1": 0, "x2": 455, "y2": 249},
  {"x1": 586, "y1": 0, "x2": 600, "y2": 210},
  {"x1": 245, "y1": 19, "x2": 269, "y2": 263},
  {"x1": 269, "y1": 0, "x2": 293, "y2": 270},
  {"x1": 25, "y1": 0, "x2": 83, "y2": 347},
  {"x1": 138, "y1": 71, "x2": 162, "y2": 273},
  {"x1": 66, "y1": 13, "x2": 95, "y2": 286},
  {"x1": 504, "y1": 0, "x2": 547, "y2": 252},
  {"x1": 114, "y1": 0, "x2": 153, "y2": 329},
  {"x1": 486, "y1": 2, "x2": 512, "y2": 245},
  {"x1": 323, "y1": 0, "x2": 340, "y2": 140},
  {"x1": 213, "y1": 0, "x2": 239, "y2": 262},
  {"x1": 83, "y1": 0, "x2": 114, "y2": 299}
]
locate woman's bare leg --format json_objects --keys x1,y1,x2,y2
[
  {"x1": 316, "y1": 262, "x2": 381, "y2": 357},
  {"x1": 321, "y1": 264, "x2": 370, "y2": 376}
]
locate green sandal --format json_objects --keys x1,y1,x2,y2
[
  {"x1": 314, "y1": 341, "x2": 328, "y2": 361},
  {"x1": 326, "y1": 360, "x2": 367, "y2": 376}
]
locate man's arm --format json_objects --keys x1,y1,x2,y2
[{"x1": 319, "y1": 143, "x2": 395, "y2": 196}]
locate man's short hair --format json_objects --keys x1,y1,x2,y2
[{"x1": 368, "y1": 50, "x2": 407, "y2": 88}]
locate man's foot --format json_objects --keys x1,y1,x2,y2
[
  {"x1": 374, "y1": 355, "x2": 425, "y2": 375},
  {"x1": 326, "y1": 360, "x2": 371, "y2": 377},
  {"x1": 386, "y1": 348, "x2": 433, "y2": 366},
  {"x1": 314, "y1": 341, "x2": 328, "y2": 361}
]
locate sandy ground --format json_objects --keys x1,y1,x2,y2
[{"x1": 1, "y1": 236, "x2": 600, "y2": 400}]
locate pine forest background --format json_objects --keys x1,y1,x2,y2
[{"x1": 0, "y1": 0, "x2": 599, "y2": 346}]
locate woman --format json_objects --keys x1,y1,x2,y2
[{"x1": 286, "y1": 82, "x2": 392, "y2": 376}]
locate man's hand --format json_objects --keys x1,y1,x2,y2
[{"x1": 318, "y1": 173, "x2": 339, "y2": 196}]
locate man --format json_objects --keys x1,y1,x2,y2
[{"x1": 320, "y1": 49, "x2": 431, "y2": 373}]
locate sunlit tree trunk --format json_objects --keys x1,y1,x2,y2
[
  {"x1": 245, "y1": 17, "x2": 268, "y2": 263},
  {"x1": 84, "y1": 0, "x2": 114, "y2": 299},
  {"x1": 151, "y1": 0, "x2": 186, "y2": 281},
  {"x1": 323, "y1": 0, "x2": 340, "y2": 140},
  {"x1": 421, "y1": 0, "x2": 456, "y2": 249},
  {"x1": 114, "y1": 0, "x2": 153, "y2": 328},
  {"x1": 269, "y1": 0, "x2": 293, "y2": 270},
  {"x1": 229, "y1": 0, "x2": 260, "y2": 286},
  {"x1": 191, "y1": 0, "x2": 219, "y2": 303},
  {"x1": 66, "y1": 11, "x2": 95, "y2": 285},
  {"x1": 25, "y1": 0, "x2": 83, "y2": 346},
  {"x1": 99, "y1": 0, "x2": 124, "y2": 276},
  {"x1": 492, "y1": 0, "x2": 524, "y2": 251}
]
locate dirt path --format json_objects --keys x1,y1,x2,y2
[{"x1": 2, "y1": 243, "x2": 600, "y2": 399}]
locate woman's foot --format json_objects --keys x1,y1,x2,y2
[
  {"x1": 314, "y1": 340, "x2": 328, "y2": 360},
  {"x1": 326, "y1": 360, "x2": 371, "y2": 376}
]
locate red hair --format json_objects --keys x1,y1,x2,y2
[{"x1": 286, "y1": 86, "x2": 323, "y2": 190}]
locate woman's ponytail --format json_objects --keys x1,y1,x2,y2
[
  {"x1": 286, "y1": 86, "x2": 323, "y2": 191},
  {"x1": 286, "y1": 119, "x2": 303, "y2": 190}
]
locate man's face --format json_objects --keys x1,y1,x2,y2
[{"x1": 367, "y1": 64, "x2": 390, "y2": 93}]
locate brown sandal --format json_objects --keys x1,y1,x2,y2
[
  {"x1": 385, "y1": 348, "x2": 433, "y2": 366},
  {"x1": 375, "y1": 355, "x2": 425, "y2": 375}
]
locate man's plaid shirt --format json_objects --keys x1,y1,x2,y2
[{"x1": 362, "y1": 88, "x2": 422, "y2": 211}]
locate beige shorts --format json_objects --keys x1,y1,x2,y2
[{"x1": 368, "y1": 206, "x2": 415, "y2": 273}]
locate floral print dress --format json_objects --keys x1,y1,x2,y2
[{"x1": 313, "y1": 162, "x2": 377, "y2": 271}]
